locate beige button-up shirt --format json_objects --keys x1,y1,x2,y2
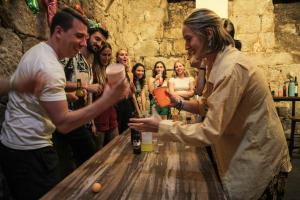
[{"x1": 158, "y1": 46, "x2": 292, "y2": 200}]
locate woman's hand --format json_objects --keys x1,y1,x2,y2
[
  {"x1": 66, "y1": 92, "x2": 79, "y2": 102},
  {"x1": 155, "y1": 73, "x2": 163, "y2": 86},
  {"x1": 166, "y1": 90, "x2": 181, "y2": 107},
  {"x1": 129, "y1": 107, "x2": 162, "y2": 132}
]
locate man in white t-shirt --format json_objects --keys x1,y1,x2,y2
[{"x1": 0, "y1": 7, "x2": 128, "y2": 200}]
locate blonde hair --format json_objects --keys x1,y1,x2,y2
[
  {"x1": 93, "y1": 43, "x2": 112, "y2": 87},
  {"x1": 116, "y1": 48, "x2": 131, "y2": 72},
  {"x1": 172, "y1": 60, "x2": 189, "y2": 78},
  {"x1": 184, "y1": 8, "x2": 234, "y2": 54}
]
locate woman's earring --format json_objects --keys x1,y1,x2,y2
[{"x1": 208, "y1": 40, "x2": 212, "y2": 48}]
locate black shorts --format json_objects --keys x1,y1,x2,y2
[{"x1": 0, "y1": 142, "x2": 60, "y2": 200}]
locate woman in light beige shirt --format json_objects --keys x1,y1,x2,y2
[{"x1": 129, "y1": 8, "x2": 291, "y2": 200}]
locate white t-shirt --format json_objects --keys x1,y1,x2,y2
[
  {"x1": 0, "y1": 42, "x2": 66, "y2": 150},
  {"x1": 170, "y1": 77, "x2": 194, "y2": 92}
]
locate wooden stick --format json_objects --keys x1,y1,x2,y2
[
  {"x1": 105, "y1": 0, "x2": 115, "y2": 12},
  {"x1": 132, "y1": 93, "x2": 142, "y2": 118}
]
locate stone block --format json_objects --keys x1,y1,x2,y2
[
  {"x1": 262, "y1": 15, "x2": 275, "y2": 32},
  {"x1": 247, "y1": 52, "x2": 294, "y2": 66},
  {"x1": 237, "y1": 33, "x2": 259, "y2": 52},
  {"x1": 159, "y1": 40, "x2": 173, "y2": 57},
  {"x1": 259, "y1": 32, "x2": 276, "y2": 51},
  {"x1": 173, "y1": 39, "x2": 186, "y2": 55},
  {"x1": 0, "y1": 1, "x2": 48, "y2": 39},
  {"x1": 164, "y1": 27, "x2": 183, "y2": 39},
  {"x1": 133, "y1": 40, "x2": 159, "y2": 57},
  {"x1": 235, "y1": 15, "x2": 261, "y2": 34}
]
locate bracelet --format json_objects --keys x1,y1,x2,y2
[
  {"x1": 175, "y1": 99, "x2": 184, "y2": 112},
  {"x1": 199, "y1": 68, "x2": 206, "y2": 71}
]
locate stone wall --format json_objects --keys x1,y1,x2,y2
[
  {"x1": 229, "y1": 0, "x2": 300, "y2": 91},
  {"x1": 93, "y1": 0, "x2": 195, "y2": 77}
]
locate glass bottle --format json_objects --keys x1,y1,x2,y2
[
  {"x1": 131, "y1": 129, "x2": 141, "y2": 154},
  {"x1": 288, "y1": 78, "x2": 295, "y2": 97},
  {"x1": 283, "y1": 83, "x2": 287, "y2": 97},
  {"x1": 75, "y1": 79, "x2": 85, "y2": 98}
]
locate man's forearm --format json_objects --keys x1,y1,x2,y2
[
  {"x1": 65, "y1": 81, "x2": 77, "y2": 92},
  {"x1": 54, "y1": 93, "x2": 119, "y2": 134},
  {"x1": 180, "y1": 99, "x2": 207, "y2": 116}
]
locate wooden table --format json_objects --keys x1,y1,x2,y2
[
  {"x1": 273, "y1": 96, "x2": 300, "y2": 116},
  {"x1": 42, "y1": 130, "x2": 226, "y2": 200}
]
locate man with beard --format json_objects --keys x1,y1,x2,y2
[{"x1": 53, "y1": 19, "x2": 109, "y2": 179}]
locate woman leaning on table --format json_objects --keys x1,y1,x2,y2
[{"x1": 129, "y1": 8, "x2": 291, "y2": 200}]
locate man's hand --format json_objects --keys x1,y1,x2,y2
[
  {"x1": 66, "y1": 92, "x2": 79, "y2": 102},
  {"x1": 101, "y1": 78, "x2": 130, "y2": 104},
  {"x1": 13, "y1": 71, "x2": 47, "y2": 96}
]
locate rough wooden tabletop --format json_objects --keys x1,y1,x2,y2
[{"x1": 42, "y1": 129, "x2": 226, "y2": 200}]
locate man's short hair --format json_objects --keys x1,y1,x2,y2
[
  {"x1": 50, "y1": 7, "x2": 89, "y2": 35},
  {"x1": 89, "y1": 27, "x2": 109, "y2": 39},
  {"x1": 87, "y1": 19, "x2": 109, "y2": 39}
]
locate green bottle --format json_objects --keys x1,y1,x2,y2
[{"x1": 288, "y1": 78, "x2": 295, "y2": 97}]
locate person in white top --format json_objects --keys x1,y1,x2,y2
[
  {"x1": 169, "y1": 60, "x2": 195, "y2": 100},
  {"x1": 169, "y1": 60, "x2": 195, "y2": 121},
  {"x1": 0, "y1": 7, "x2": 129, "y2": 200},
  {"x1": 129, "y1": 8, "x2": 291, "y2": 200}
]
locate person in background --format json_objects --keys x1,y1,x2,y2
[
  {"x1": 53, "y1": 17, "x2": 109, "y2": 179},
  {"x1": 115, "y1": 48, "x2": 136, "y2": 133},
  {"x1": 132, "y1": 63, "x2": 148, "y2": 113},
  {"x1": 223, "y1": 18, "x2": 242, "y2": 51},
  {"x1": 129, "y1": 8, "x2": 291, "y2": 200},
  {"x1": 169, "y1": 60, "x2": 194, "y2": 100},
  {"x1": 92, "y1": 43, "x2": 119, "y2": 149},
  {"x1": 168, "y1": 60, "x2": 195, "y2": 120},
  {"x1": 148, "y1": 61, "x2": 169, "y2": 119},
  {"x1": 0, "y1": 8, "x2": 128, "y2": 200}
]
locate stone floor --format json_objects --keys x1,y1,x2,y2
[{"x1": 284, "y1": 150, "x2": 300, "y2": 200}]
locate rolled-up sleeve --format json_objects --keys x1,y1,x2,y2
[{"x1": 158, "y1": 65, "x2": 249, "y2": 146}]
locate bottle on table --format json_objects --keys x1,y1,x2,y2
[
  {"x1": 283, "y1": 83, "x2": 287, "y2": 97},
  {"x1": 288, "y1": 78, "x2": 295, "y2": 97},
  {"x1": 277, "y1": 70, "x2": 286, "y2": 97},
  {"x1": 295, "y1": 76, "x2": 298, "y2": 97},
  {"x1": 131, "y1": 129, "x2": 141, "y2": 154}
]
